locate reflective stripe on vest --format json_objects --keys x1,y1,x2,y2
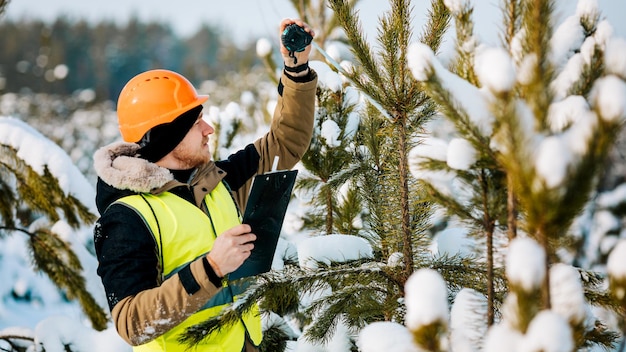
[{"x1": 116, "y1": 182, "x2": 262, "y2": 352}]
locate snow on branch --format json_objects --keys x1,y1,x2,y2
[{"x1": 0, "y1": 117, "x2": 96, "y2": 215}]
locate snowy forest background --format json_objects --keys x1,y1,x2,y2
[{"x1": 2, "y1": 0, "x2": 626, "y2": 351}]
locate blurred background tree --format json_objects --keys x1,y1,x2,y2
[{"x1": 0, "y1": 16, "x2": 259, "y2": 104}]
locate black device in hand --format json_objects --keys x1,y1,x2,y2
[{"x1": 281, "y1": 24, "x2": 313, "y2": 53}]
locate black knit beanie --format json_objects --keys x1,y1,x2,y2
[{"x1": 137, "y1": 105, "x2": 203, "y2": 163}]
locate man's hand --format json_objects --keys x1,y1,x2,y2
[
  {"x1": 207, "y1": 224, "x2": 256, "y2": 277},
  {"x1": 280, "y1": 18, "x2": 315, "y2": 73}
]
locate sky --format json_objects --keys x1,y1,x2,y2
[{"x1": 4, "y1": 0, "x2": 626, "y2": 46}]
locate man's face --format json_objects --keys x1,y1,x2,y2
[{"x1": 169, "y1": 113, "x2": 214, "y2": 169}]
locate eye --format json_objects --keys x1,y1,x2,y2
[{"x1": 194, "y1": 113, "x2": 204, "y2": 125}]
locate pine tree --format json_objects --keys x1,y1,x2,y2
[
  {"x1": 328, "y1": 0, "x2": 449, "y2": 283},
  {"x1": 408, "y1": 0, "x2": 626, "y2": 349},
  {"x1": 182, "y1": 1, "x2": 457, "y2": 349},
  {"x1": 407, "y1": 0, "x2": 509, "y2": 325},
  {"x1": 0, "y1": 119, "x2": 108, "y2": 338},
  {"x1": 298, "y1": 79, "x2": 363, "y2": 236}
]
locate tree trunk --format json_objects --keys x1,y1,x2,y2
[
  {"x1": 325, "y1": 186, "x2": 333, "y2": 235},
  {"x1": 486, "y1": 224, "x2": 495, "y2": 326},
  {"x1": 507, "y1": 173, "x2": 517, "y2": 240},
  {"x1": 398, "y1": 117, "x2": 414, "y2": 280},
  {"x1": 537, "y1": 227, "x2": 551, "y2": 309},
  {"x1": 481, "y1": 170, "x2": 495, "y2": 326}
]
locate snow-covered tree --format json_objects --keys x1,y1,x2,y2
[
  {"x1": 297, "y1": 62, "x2": 363, "y2": 236},
  {"x1": 407, "y1": 0, "x2": 510, "y2": 325},
  {"x1": 406, "y1": 0, "x2": 626, "y2": 349},
  {"x1": 0, "y1": 117, "x2": 112, "y2": 350},
  {"x1": 326, "y1": 0, "x2": 447, "y2": 287}
]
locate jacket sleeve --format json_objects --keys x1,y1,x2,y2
[
  {"x1": 95, "y1": 204, "x2": 223, "y2": 346},
  {"x1": 234, "y1": 70, "x2": 317, "y2": 208},
  {"x1": 110, "y1": 258, "x2": 221, "y2": 346}
]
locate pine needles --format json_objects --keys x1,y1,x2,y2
[{"x1": 0, "y1": 143, "x2": 106, "y2": 330}]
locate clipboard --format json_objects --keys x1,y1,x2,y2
[{"x1": 228, "y1": 169, "x2": 298, "y2": 280}]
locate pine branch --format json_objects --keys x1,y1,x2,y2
[
  {"x1": 0, "y1": 174, "x2": 17, "y2": 229},
  {"x1": 378, "y1": 0, "x2": 411, "y2": 103},
  {"x1": 327, "y1": 0, "x2": 386, "y2": 103},
  {"x1": 521, "y1": 0, "x2": 555, "y2": 66},
  {"x1": 298, "y1": 84, "x2": 366, "y2": 236},
  {"x1": 449, "y1": 2, "x2": 479, "y2": 85},
  {"x1": 333, "y1": 184, "x2": 365, "y2": 236},
  {"x1": 580, "y1": 269, "x2": 623, "y2": 312},
  {"x1": 419, "y1": 76, "x2": 494, "y2": 154},
  {"x1": 491, "y1": 98, "x2": 537, "y2": 207},
  {"x1": 180, "y1": 306, "x2": 243, "y2": 345},
  {"x1": 519, "y1": 0, "x2": 556, "y2": 130},
  {"x1": 419, "y1": 180, "x2": 478, "y2": 223},
  {"x1": 1, "y1": 144, "x2": 96, "y2": 229},
  {"x1": 258, "y1": 278, "x2": 302, "y2": 316},
  {"x1": 566, "y1": 42, "x2": 604, "y2": 98},
  {"x1": 580, "y1": 323, "x2": 620, "y2": 351},
  {"x1": 418, "y1": 0, "x2": 451, "y2": 54},
  {"x1": 28, "y1": 228, "x2": 108, "y2": 330},
  {"x1": 301, "y1": 211, "x2": 327, "y2": 233},
  {"x1": 500, "y1": 0, "x2": 522, "y2": 49},
  {"x1": 0, "y1": 333, "x2": 33, "y2": 352},
  {"x1": 579, "y1": 3, "x2": 599, "y2": 35},
  {"x1": 303, "y1": 284, "x2": 389, "y2": 344},
  {"x1": 180, "y1": 261, "x2": 395, "y2": 346},
  {"x1": 519, "y1": 117, "x2": 621, "y2": 245},
  {"x1": 180, "y1": 281, "x2": 261, "y2": 346},
  {"x1": 273, "y1": 261, "x2": 402, "y2": 337},
  {"x1": 353, "y1": 104, "x2": 386, "y2": 169},
  {"x1": 295, "y1": 174, "x2": 323, "y2": 193},
  {"x1": 430, "y1": 254, "x2": 507, "y2": 306},
  {"x1": 259, "y1": 323, "x2": 294, "y2": 352},
  {"x1": 1, "y1": 144, "x2": 106, "y2": 330}
]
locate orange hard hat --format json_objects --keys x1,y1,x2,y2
[{"x1": 117, "y1": 69, "x2": 209, "y2": 143}]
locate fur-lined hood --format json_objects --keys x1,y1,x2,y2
[
  {"x1": 93, "y1": 141, "x2": 179, "y2": 215},
  {"x1": 93, "y1": 141, "x2": 228, "y2": 215},
  {"x1": 94, "y1": 141, "x2": 174, "y2": 193}
]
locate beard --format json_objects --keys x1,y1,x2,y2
[{"x1": 171, "y1": 138, "x2": 210, "y2": 169}]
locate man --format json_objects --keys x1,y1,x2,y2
[{"x1": 93, "y1": 19, "x2": 317, "y2": 352}]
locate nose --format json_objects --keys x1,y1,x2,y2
[{"x1": 200, "y1": 119, "x2": 214, "y2": 136}]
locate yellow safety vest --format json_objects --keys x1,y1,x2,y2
[{"x1": 116, "y1": 182, "x2": 263, "y2": 352}]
